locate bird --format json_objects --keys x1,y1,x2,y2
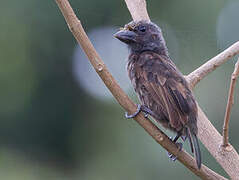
[{"x1": 114, "y1": 20, "x2": 201, "y2": 169}]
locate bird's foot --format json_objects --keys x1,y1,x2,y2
[
  {"x1": 167, "y1": 137, "x2": 183, "y2": 161},
  {"x1": 125, "y1": 104, "x2": 152, "y2": 119},
  {"x1": 125, "y1": 104, "x2": 142, "y2": 119}
]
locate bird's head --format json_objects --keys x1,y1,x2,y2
[{"x1": 114, "y1": 21, "x2": 168, "y2": 55}]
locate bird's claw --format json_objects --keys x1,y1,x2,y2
[
  {"x1": 125, "y1": 104, "x2": 142, "y2": 119},
  {"x1": 167, "y1": 137, "x2": 183, "y2": 161},
  {"x1": 167, "y1": 152, "x2": 177, "y2": 161}
]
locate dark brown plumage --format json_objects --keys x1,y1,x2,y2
[{"x1": 114, "y1": 20, "x2": 201, "y2": 169}]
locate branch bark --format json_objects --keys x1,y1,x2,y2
[
  {"x1": 55, "y1": 0, "x2": 239, "y2": 179},
  {"x1": 222, "y1": 58, "x2": 239, "y2": 147}
]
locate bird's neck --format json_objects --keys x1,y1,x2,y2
[
  {"x1": 129, "y1": 44, "x2": 169, "y2": 57},
  {"x1": 129, "y1": 36, "x2": 170, "y2": 57}
]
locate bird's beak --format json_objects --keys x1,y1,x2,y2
[{"x1": 114, "y1": 29, "x2": 137, "y2": 44}]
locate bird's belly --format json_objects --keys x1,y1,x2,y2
[{"x1": 128, "y1": 62, "x2": 179, "y2": 132}]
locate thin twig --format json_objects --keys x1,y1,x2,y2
[
  {"x1": 222, "y1": 58, "x2": 239, "y2": 147},
  {"x1": 186, "y1": 41, "x2": 239, "y2": 88},
  {"x1": 55, "y1": 0, "x2": 228, "y2": 179}
]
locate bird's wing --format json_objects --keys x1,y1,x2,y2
[{"x1": 137, "y1": 52, "x2": 196, "y2": 130}]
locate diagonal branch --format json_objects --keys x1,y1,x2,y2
[
  {"x1": 186, "y1": 41, "x2": 239, "y2": 88},
  {"x1": 55, "y1": 0, "x2": 228, "y2": 179},
  {"x1": 222, "y1": 58, "x2": 239, "y2": 147}
]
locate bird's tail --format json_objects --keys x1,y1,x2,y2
[{"x1": 187, "y1": 127, "x2": 201, "y2": 169}]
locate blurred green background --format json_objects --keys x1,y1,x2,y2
[{"x1": 1, "y1": 0, "x2": 239, "y2": 179}]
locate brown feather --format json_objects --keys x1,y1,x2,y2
[{"x1": 127, "y1": 51, "x2": 197, "y2": 133}]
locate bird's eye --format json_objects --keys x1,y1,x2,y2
[{"x1": 138, "y1": 25, "x2": 146, "y2": 32}]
